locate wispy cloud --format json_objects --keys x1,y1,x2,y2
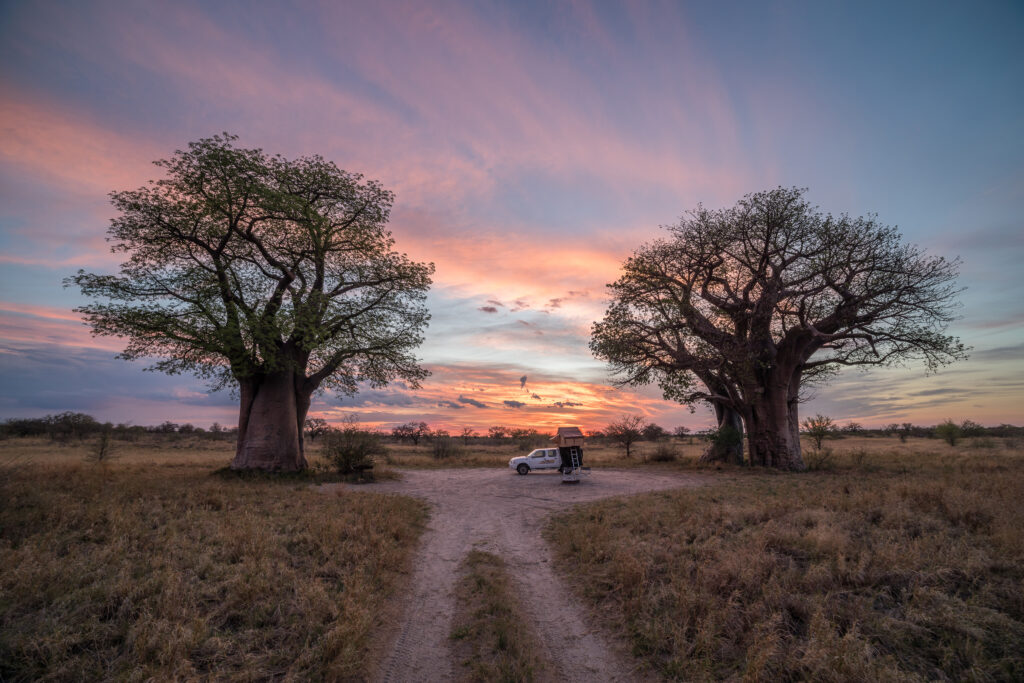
[
  {"x1": 457, "y1": 395, "x2": 487, "y2": 409},
  {"x1": 0, "y1": 303, "x2": 122, "y2": 352}
]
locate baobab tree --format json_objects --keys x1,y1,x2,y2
[
  {"x1": 69, "y1": 135, "x2": 433, "y2": 472},
  {"x1": 591, "y1": 187, "x2": 966, "y2": 470}
]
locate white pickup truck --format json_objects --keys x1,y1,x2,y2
[{"x1": 509, "y1": 448, "x2": 564, "y2": 475}]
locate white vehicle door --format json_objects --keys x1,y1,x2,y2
[
  {"x1": 542, "y1": 449, "x2": 558, "y2": 467},
  {"x1": 528, "y1": 449, "x2": 549, "y2": 468}
]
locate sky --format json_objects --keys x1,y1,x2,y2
[{"x1": 1, "y1": 0, "x2": 1022, "y2": 432}]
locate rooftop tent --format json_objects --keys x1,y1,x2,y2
[
  {"x1": 553, "y1": 426, "x2": 584, "y2": 469},
  {"x1": 553, "y1": 426, "x2": 584, "y2": 448}
]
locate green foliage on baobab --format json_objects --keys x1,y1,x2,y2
[
  {"x1": 68, "y1": 134, "x2": 433, "y2": 471},
  {"x1": 592, "y1": 187, "x2": 967, "y2": 470}
]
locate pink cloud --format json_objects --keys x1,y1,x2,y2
[
  {"x1": 319, "y1": 2, "x2": 752, "y2": 205},
  {"x1": 0, "y1": 302, "x2": 122, "y2": 352},
  {"x1": 0, "y1": 91, "x2": 162, "y2": 197},
  {"x1": 22, "y1": 2, "x2": 753, "y2": 216}
]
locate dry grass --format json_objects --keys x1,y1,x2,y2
[
  {"x1": 0, "y1": 434, "x2": 234, "y2": 467},
  {"x1": 0, "y1": 452, "x2": 427, "y2": 681},
  {"x1": 450, "y1": 550, "x2": 549, "y2": 682},
  {"x1": 1, "y1": 436, "x2": 401, "y2": 482},
  {"x1": 547, "y1": 441, "x2": 1024, "y2": 681}
]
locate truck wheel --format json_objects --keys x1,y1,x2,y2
[{"x1": 516, "y1": 464, "x2": 530, "y2": 475}]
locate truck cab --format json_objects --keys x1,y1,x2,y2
[{"x1": 509, "y1": 448, "x2": 560, "y2": 475}]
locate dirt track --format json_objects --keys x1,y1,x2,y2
[{"x1": 323, "y1": 467, "x2": 708, "y2": 682}]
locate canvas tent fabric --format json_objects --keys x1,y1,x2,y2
[{"x1": 553, "y1": 426, "x2": 585, "y2": 448}]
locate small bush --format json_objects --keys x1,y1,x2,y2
[
  {"x1": 960, "y1": 419, "x2": 984, "y2": 437},
  {"x1": 85, "y1": 428, "x2": 115, "y2": 463},
  {"x1": 805, "y1": 446, "x2": 834, "y2": 470},
  {"x1": 649, "y1": 442, "x2": 678, "y2": 462},
  {"x1": 935, "y1": 419, "x2": 962, "y2": 446},
  {"x1": 323, "y1": 421, "x2": 387, "y2": 474},
  {"x1": 801, "y1": 414, "x2": 835, "y2": 450}
]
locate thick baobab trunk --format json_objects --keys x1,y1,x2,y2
[
  {"x1": 746, "y1": 380, "x2": 805, "y2": 471},
  {"x1": 231, "y1": 372, "x2": 310, "y2": 471},
  {"x1": 700, "y1": 404, "x2": 745, "y2": 465}
]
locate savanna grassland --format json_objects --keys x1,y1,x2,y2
[
  {"x1": 547, "y1": 437, "x2": 1024, "y2": 681},
  {"x1": 3, "y1": 433, "x2": 1023, "y2": 681},
  {"x1": 0, "y1": 438, "x2": 426, "y2": 681}
]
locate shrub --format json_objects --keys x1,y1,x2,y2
[
  {"x1": 649, "y1": 442, "x2": 678, "y2": 462},
  {"x1": 323, "y1": 419, "x2": 387, "y2": 474},
  {"x1": 935, "y1": 419, "x2": 962, "y2": 446},
  {"x1": 85, "y1": 428, "x2": 114, "y2": 463},
  {"x1": 805, "y1": 446, "x2": 834, "y2": 470},
  {"x1": 960, "y1": 419, "x2": 984, "y2": 438},
  {"x1": 801, "y1": 414, "x2": 835, "y2": 450},
  {"x1": 898, "y1": 423, "x2": 914, "y2": 442}
]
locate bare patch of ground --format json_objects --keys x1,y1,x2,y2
[{"x1": 321, "y1": 467, "x2": 708, "y2": 682}]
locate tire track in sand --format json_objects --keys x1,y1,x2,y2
[{"x1": 325, "y1": 468, "x2": 708, "y2": 682}]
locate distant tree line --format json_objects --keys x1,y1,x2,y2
[
  {"x1": 0, "y1": 413, "x2": 237, "y2": 442},
  {"x1": 6, "y1": 413, "x2": 1019, "y2": 452},
  {"x1": 795, "y1": 417, "x2": 1021, "y2": 448}
]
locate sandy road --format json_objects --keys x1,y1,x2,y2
[{"x1": 322, "y1": 467, "x2": 707, "y2": 682}]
